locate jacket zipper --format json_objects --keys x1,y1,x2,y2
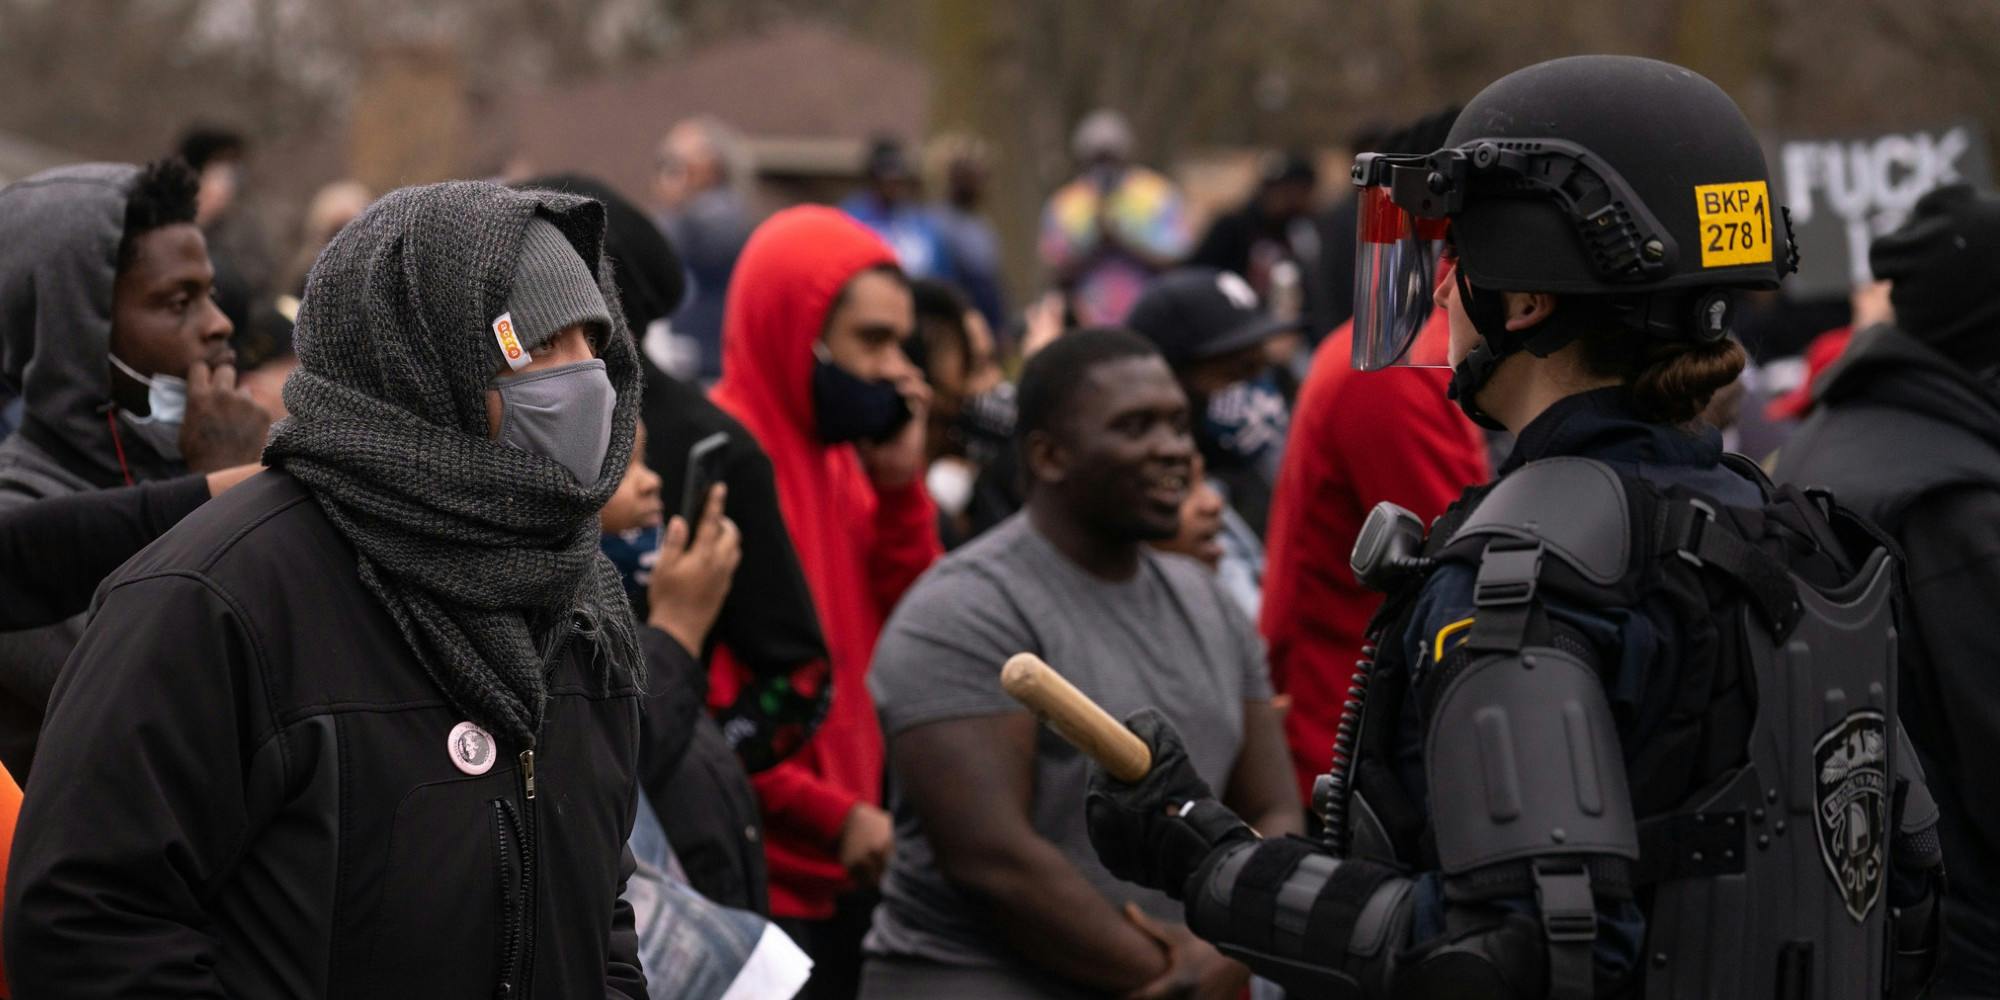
[
  {"x1": 508, "y1": 613, "x2": 580, "y2": 994},
  {"x1": 514, "y1": 755, "x2": 539, "y2": 995},
  {"x1": 492, "y1": 800, "x2": 525, "y2": 998}
]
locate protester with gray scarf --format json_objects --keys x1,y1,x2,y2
[{"x1": 6, "y1": 180, "x2": 649, "y2": 996}]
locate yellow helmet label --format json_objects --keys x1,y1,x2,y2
[{"x1": 1695, "y1": 181, "x2": 1775, "y2": 268}]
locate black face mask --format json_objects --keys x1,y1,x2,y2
[{"x1": 812, "y1": 352, "x2": 912, "y2": 444}]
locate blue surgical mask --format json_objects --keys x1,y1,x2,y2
[
  {"x1": 108, "y1": 352, "x2": 187, "y2": 460},
  {"x1": 492, "y1": 359, "x2": 617, "y2": 484},
  {"x1": 811, "y1": 342, "x2": 910, "y2": 445}
]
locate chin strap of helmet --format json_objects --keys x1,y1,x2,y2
[
  {"x1": 1446, "y1": 267, "x2": 1583, "y2": 430},
  {"x1": 1447, "y1": 348, "x2": 1508, "y2": 432},
  {"x1": 1444, "y1": 268, "x2": 1741, "y2": 429}
]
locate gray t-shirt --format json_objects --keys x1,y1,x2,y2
[{"x1": 862, "y1": 513, "x2": 1273, "y2": 978}]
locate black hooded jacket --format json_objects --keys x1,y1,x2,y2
[
  {"x1": 1774, "y1": 324, "x2": 2000, "y2": 993},
  {"x1": 4, "y1": 180, "x2": 648, "y2": 997},
  {"x1": 4, "y1": 473, "x2": 645, "y2": 996},
  {"x1": 0, "y1": 473, "x2": 210, "y2": 630}
]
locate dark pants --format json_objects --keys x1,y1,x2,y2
[{"x1": 777, "y1": 890, "x2": 878, "y2": 1000}]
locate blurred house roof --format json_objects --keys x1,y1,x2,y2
[
  {"x1": 0, "y1": 131, "x2": 81, "y2": 184},
  {"x1": 502, "y1": 22, "x2": 931, "y2": 211}
]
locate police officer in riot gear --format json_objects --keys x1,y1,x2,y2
[{"x1": 1084, "y1": 55, "x2": 1945, "y2": 999}]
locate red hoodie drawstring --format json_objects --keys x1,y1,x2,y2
[{"x1": 104, "y1": 410, "x2": 135, "y2": 487}]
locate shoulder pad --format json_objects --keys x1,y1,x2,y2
[
  {"x1": 1427, "y1": 645, "x2": 1639, "y2": 873},
  {"x1": 1450, "y1": 457, "x2": 1630, "y2": 586}
]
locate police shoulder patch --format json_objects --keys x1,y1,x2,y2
[{"x1": 1812, "y1": 708, "x2": 1888, "y2": 922}]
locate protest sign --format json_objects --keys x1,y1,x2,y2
[{"x1": 1774, "y1": 122, "x2": 1993, "y2": 298}]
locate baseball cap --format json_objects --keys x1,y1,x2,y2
[{"x1": 1126, "y1": 268, "x2": 1302, "y2": 368}]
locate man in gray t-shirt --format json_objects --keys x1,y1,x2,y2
[{"x1": 859, "y1": 330, "x2": 1300, "y2": 999}]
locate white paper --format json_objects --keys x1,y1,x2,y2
[{"x1": 717, "y1": 922, "x2": 814, "y2": 1000}]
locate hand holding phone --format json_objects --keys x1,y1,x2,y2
[
  {"x1": 648, "y1": 479, "x2": 741, "y2": 655},
  {"x1": 678, "y1": 431, "x2": 730, "y2": 548}
]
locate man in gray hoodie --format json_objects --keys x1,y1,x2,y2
[{"x1": 0, "y1": 159, "x2": 271, "y2": 780}]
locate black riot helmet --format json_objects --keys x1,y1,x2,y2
[{"x1": 1349, "y1": 56, "x2": 1798, "y2": 415}]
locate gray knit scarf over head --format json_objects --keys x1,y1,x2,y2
[{"x1": 266, "y1": 181, "x2": 644, "y2": 746}]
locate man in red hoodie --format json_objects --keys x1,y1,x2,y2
[
  {"x1": 1259, "y1": 311, "x2": 1489, "y2": 802},
  {"x1": 709, "y1": 206, "x2": 941, "y2": 998}
]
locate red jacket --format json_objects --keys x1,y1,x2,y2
[
  {"x1": 1259, "y1": 317, "x2": 1489, "y2": 801},
  {"x1": 710, "y1": 207, "x2": 941, "y2": 919}
]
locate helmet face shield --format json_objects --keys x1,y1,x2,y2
[{"x1": 1353, "y1": 182, "x2": 1451, "y2": 370}]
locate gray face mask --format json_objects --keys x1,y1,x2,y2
[{"x1": 492, "y1": 358, "x2": 616, "y2": 484}]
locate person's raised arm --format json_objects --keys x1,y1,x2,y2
[
  {"x1": 633, "y1": 484, "x2": 741, "y2": 790},
  {"x1": 0, "y1": 467, "x2": 255, "y2": 630},
  {"x1": 890, "y1": 712, "x2": 1170, "y2": 992},
  {"x1": 646, "y1": 483, "x2": 742, "y2": 660}
]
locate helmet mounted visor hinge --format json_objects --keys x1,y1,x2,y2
[{"x1": 1354, "y1": 139, "x2": 1679, "y2": 285}]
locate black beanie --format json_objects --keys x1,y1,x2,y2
[{"x1": 1870, "y1": 184, "x2": 2000, "y2": 364}]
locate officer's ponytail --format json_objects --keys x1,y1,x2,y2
[
  {"x1": 1631, "y1": 339, "x2": 1745, "y2": 425},
  {"x1": 1576, "y1": 324, "x2": 1746, "y2": 426}
]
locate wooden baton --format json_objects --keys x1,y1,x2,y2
[{"x1": 999, "y1": 653, "x2": 1152, "y2": 782}]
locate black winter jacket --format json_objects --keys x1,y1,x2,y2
[
  {"x1": 3, "y1": 471, "x2": 646, "y2": 997},
  {"x1": 1774, "y1": 325, "x2": 2000, "y2": 996}
]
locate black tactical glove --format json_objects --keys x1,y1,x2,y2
[{"x1": 1086, "y1": 708, "x2": 1255, "y2": 899}]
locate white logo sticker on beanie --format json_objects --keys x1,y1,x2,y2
[
  {"x1": 448, "y1": 721, "x2": 498, "y2": 775},
  {"x1": 493, "y1": 312, "x2": 531, "y2": 371}
]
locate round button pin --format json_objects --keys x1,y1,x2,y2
[{"x1": 448, "y1": 721, "x2": 497, "y2": 775}]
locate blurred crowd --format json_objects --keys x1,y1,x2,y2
[{"x1": 0, "y1": 97, "x2": 1992, "y2": 1000}]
